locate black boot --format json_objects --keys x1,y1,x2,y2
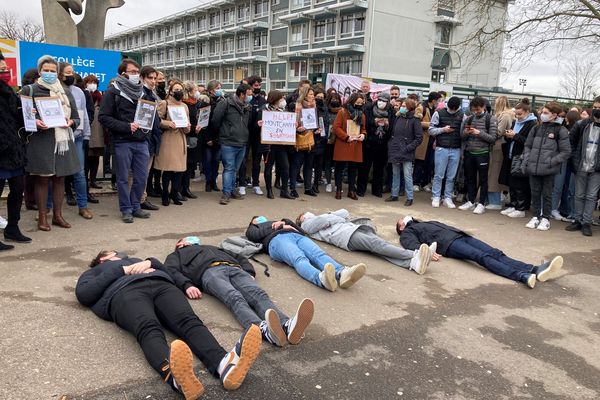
[
  {"x1": 162, "y1": 191, "x2": 170, "y2": 206},
  {"x1": 182, "y1": 188, "x2": 197, "y2": 199},
  {"x1": 210, "y1": 181, "x2": 220, "y2": 191},
  {"x1": 170, "y1": 192, "x2": 183, "y2": 205},
  {"x1": 4, "y1": 226, "x2": 32, "y2": 243},
  {"x1": 267, "y1": 188, "x2": 274, "y2": 199},
  {"x1": 0, "y1": 241, "x2": 14, "y2": 251},
  {"x1": 205, "y1": 183, "x2": 212, "y2": 192},
  {"x1": 280, "y1": 190, "x2": 295, "y2": 199}
]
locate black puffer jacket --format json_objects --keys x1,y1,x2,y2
[
  {"x1": 399, "y1": 220, "x2": 469, "y2": 256},
  {"x1": 0, "y1": 81, "x2": 26, "y2": 170},
  {"x1": 523, "y1": 122, "x2": 571, "y2": 176},
  {"x1": 569, "y1": 118, "x2": 600, "y2": 173},
  {"x1": 246, "y1": 219, "x2": 305, "y2": 252},
  {"x1": 387, "y1": 111, "x2": 422, "y2": 163}
]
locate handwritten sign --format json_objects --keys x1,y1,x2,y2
[{"x1": 261, "y1": 111, "x2": 296, "y2": 145}]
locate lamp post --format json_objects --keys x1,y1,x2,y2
[{"x1": 519, "y1": 78, "x2": 527, "y2": 94}]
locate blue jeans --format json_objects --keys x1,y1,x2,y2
[
  {"x1": 114, "y1": 141, "x2": 150, "y2": 214},
  {"x1": 73, "y1": 136, "x2": 88, "y2": 209},
  {"x1": 446, "y1": 236, "x2": 534, "y2": 283},
  {"x1": 268, "y1": 233, "x2": 344, "y2": 288},
  {"x1": 392, "y1": 162, "x2": 413, "y2": 199},
  {"x1": 432, "y1": 147, "x2": 460, "y2": 200},
  {"x1": 551, "y1": 161, "x2": 568, "y2": 211},
  {"x1": 203, "y1": 145, "x2": 221, "y2": 184},
  {"x1": 487, "y1": 192, "x2": 501, "y2": 206},
  {"x1": 221, "y1": 145, "x2": 246, "y2": 196}
]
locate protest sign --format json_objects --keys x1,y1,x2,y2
[{"x1": 261, "y1": 111, "x2": 296, "y2": 145}]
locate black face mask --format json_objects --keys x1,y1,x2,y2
[
  {"x1": 593, "y1": 109, "x2": 600, "y2": 119},
  {"x1": 172, "y1": 91, "x2": 184, "y2": 101},
  {"x1": 353, "y1": 104, "x2": 363, "y2": 110},
  {"x1": 253, "y1": 87, "x2": 261, "y2": 95},
  {"x1": 316, "y1": 98, "x2": 324, "y2": 107},
  {"x1": 64, "y1": 75, "x2": 75, "y2": 86},
  {"x1": 330, "y1": 101, "x2": 340, "y2": 108},
  {"x1": 157, "y1": 82, "x2": 166, "y2": 90}
]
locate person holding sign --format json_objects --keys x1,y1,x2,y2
[
  {"x1": 0, "y1": 51, "x2": 32, "y2": 250},
  {"x1": 332, "y1": 93, "x2": 367, "y2": 200},
  {"x1": 180, "y1": 81, "x2": 207, "y2": 200},
  {"x1": 156, "y1": 80, "x2": 191, "y2": 206},
  {"x1": 21, "y1": 55, "x2": 81, "y2": 232}
]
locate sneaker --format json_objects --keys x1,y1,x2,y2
[
  {"x1": 501, "y1": 207, "x2": 515, "y2": 216},
  {"x1": 325, "y1": 183, "x2": 332, "y2": 193},
  {"x1": 413, "y1": 185, "x2": 421, "y2": 192},
  {"x1": 132, "y1": 209, "x2": 151, "y2": 219},
  {"x1": 432, "y1": 197, "x2": 440, "y2": 208},
  {"x1": 231, "y1": 190, "x2": 244, "y2": 200},
  {"x1": 536, "y1": 256, "x2": 563, "y2": 282},
  {"x1": 525, "y1": 217, "x2": 539, "y2": 229},
  {"x1": 428, "y1": 242, "x2": 438, "y2": 263},
  {"x1": 220, "y1": 195, "x2": 231, "y2": 205},
  {"x1": 508, "y1": 210, "x2": 526, "y2": 218},
  {"x1": 551, "y1": 210, "x2": 563, "y2": 221},
  {"x1": 409, "y1": 243, "x2": 430, "y2": 275},
  {"x1": 501, "y1": 192, "x2": 510, "y2": 205},
  {"x1": 485, "y1": 204, "x2": 502, "y2": 210},
  {"x1": 121, "y1": 213, "x2": 134, "y2": 223},
  {"x1": 565, "y1": 221, "x2": 582, "y2": 232},
  {"x1": 423, "y1": 183, "x2": 432, "y2": 192},
  {"x1": 284, "y1": 298, "x2": 315, "y2": 345},
  {"x1": 219, "y1": 324, "x2": 262, "y2": 391},
  {"x1": 526, "y1": 274, "x2": 536, "y2": 289},
  {"x1": 582, "y1": 223, "x2": 593, "y2": 236},
  {"x1": 0, "y1": 216, "x2": 7, "y2": 229},
  {"x1": 473, "y1": 203, "x2": 486, "y2": 214},
  {"x1": 169, "y1": 340, "x2": 204, "y2": 400},
  {"x1": 443, "y1": 198, "x2": 456, "y2": 209},
  {"x1": 260, "y1": 309, "x2": 286, "y2": 347},
  {"x1": 319, "y1": 263, "x2": 338, "y2": 292},
  {"x1": 536, "y1": 218, "x2": 550, "y2": 231},
  {"x1": 253, "y1": 186, "x2": 263, "y2": 195},
  {"x1": 238, "y1": 186, "x2": 246, "y2": 196},
  {"x1": 458, "y1": 201, "x2": 475, "y2": 211},
  {"x1": 339, "y1": 263, "x2": 367, "y2": 289}
]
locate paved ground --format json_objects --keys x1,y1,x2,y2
[{"x1": 1, "y1": 182, "x2": 599, "y2": 400}]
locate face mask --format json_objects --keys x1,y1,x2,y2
[
  {"x1": 303, "y1": 212, "x2": 315, "y2": 220},
  {"x1": 172, "y1": 91, "x2": 184, "y2": 101},
  {"x1": 330, "y1": 101, "x2": 340, "y2": 108},
  {"x1": 353, "y1": 104, "x2": 363, "y2": 110},
  {"x1": 377, "y1": 101, "x2": 387, "y2": 110},
  {"x1": 128, "y1": 74, "x2": 140, "y2": 84},
  {"x1": 540, "y1": 114, "x2": 552, "y2": 123},
  {"x1": 592, "y1": 109, "x2": 600, "y2": 120},
  {"x1": 194, "y1": 91, "x2": 201, "y2": 100},
  {"x1": 255, "y1": 216, "x2": 268, "y2": 224},
  {"x1": 63, "y1": 75, "x2": 75, "y2": 86},
  {"x1": 41, "y1": 71, "x2": 58, "y2": 85},
  {"x1": 86, "y1": 83, "x2": 97, "y2": 92},
  {"x1": 555, "y1": 117, "x2": 564, "y2": 125},
  {"x1": 114, "y1": 251, "x2": 128, "y2": 260},
  {"x1": 245, "y1": 95, "x2": 253, "y2": 104},
  {"x1": 278, "y1": 100, "x2": 287, "y2": 110},
  {"x1": 316, "y1": 98, "x2": 324, "y2": 107},
  {"x1": 0, "y1": 71, "x2": 10, "y2": 84},
  {"x1": 399, "y1": 107, "x2": 408, "y2": 114},
  {"x1": 253, "y1": 87, "x2": 261, "y2": 95},
  {"x1": 184, "y1": 236, "x2": 200, "y2": 245},
  {"x1": 157, "y1": 82, "x2": 166, "y2": 90},
  {"x1": 215, "y1": 89, "x2": 223, "y2": 97}
]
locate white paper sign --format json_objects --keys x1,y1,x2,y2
[
  {"x1": 20, "y1": 95, "x2": 37, "y2": 132},
  {"x1": 261, "y1": 111, "x2": 297, "y2": 145},
  {"x1": 168, "y1": 105, "x2": 189, "y2": 128},
  {"x1": 197, "y1": 106, "x2": 211, "y2": 129},
  {"x1": 35, "y1": 97, "x2": 67, "y2": 128},
  {"x1": 319, "y1": 117, "x2": 325, "y2": 137},
  {"x1": 76, "y1": 108, "x2": 85, "y2": 131},
  {"x1": 135, "y1": 99, "x2": 158, "y2": 130},
  {"x1": 301, "y1": 108, "x2": 318, "y2": 130}
]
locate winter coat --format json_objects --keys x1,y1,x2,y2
[
  {"x1": 249, "y1": 94, "x2": 268, "y2": 148},
  {"x1": 313, "y1": 102, "x2": 330, "y2": 156},
  {"x1": 246, "y1": 219, "x2": 306, "y2": 252},
  {"x1": 88, "y1": 105, "x2": 105, "y2": 149},
  {"x1": 99, "y1": 85, "x2": 149, "y2": 143},
  {"x1": 415, "y1": 102, "x2": 432, "y2": 160},
  {"x1": 461, "y1": 112, "x2": 498, "y2": 153},
  {"x1": 212, "y1": 95, "x2": 250, "y2": 147},
  {"x1": 201, "y1": 94, "x2": 224, "y2": 147},
  {"x1": 399, "y1": 220, "x2": 470, "y2": 256},
  {"x1": 0, "y1": 81, "x2": 26, "y2": 171},
  {"x1": 142, "y1": 86, "x2": 162, "y2": 156},
  {"x1": 387, "y1": 111, "x2": 423, "y2": 164},
  {"x1": 569, "y1": 118, "x2": 600, "y2": 173},
  {"x1": 499, "y1": 118, "x2": 537, "y2": 187},
  {"x1": 523, "y1": 122, "x2": 571, "y2": 176},
  {"x1": 184, "y1": 99, "x2": 204, "y2": 165},
  {"x1": 163, "y1": 244, "x2": 256, "y2": 291},
  {"x1": 333, "y1": 108, "x2": 367, "y2": 163},
  {"x1": 155, "y1": 99, "x2": 189, "y2": 172},
  {"x1": 489, "y1": 110, "x2": 514, "y2": 193},
  {"x1": 300, "y1": 209, "x2": 376, "y2": 251},
  {"x1": 364, "y1": 104, "x2": 391, "y2": 151}
]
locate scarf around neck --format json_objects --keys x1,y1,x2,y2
[
  {"x1": 346, "y1": 104, "x2": 363, "y2": 124},
  {"x1": 36, "y1": 78, "x2": 73, "y2": 155},
  {"x1": 114, "y1": 75, "x2": 143, "y2": 103}
]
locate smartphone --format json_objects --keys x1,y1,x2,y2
[{"x1": 465, "y1": 125, "x2": 472, "y2": 130}]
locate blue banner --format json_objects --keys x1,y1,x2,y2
[{"x1": 18, "y1": 41, "x2": 122, "y2": 91}]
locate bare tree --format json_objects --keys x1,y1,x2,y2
[
  {"x1": 559, "y1": 56, "x2": 600, "y2": 100},
  {"x1": 0, "y1": 11, "x2": 45, "y2": 42},
  {"x1": 453, "y1": 0, "x2": 600, "y2": 68}
]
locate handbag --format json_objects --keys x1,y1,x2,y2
[
  {"x1": 295, "y1": 131, "x2": 315, "y2": 151},
  {"x1": 186, "y1": 136, "x2": 198, "y2": 149},
  {"x1": 510, "y1": 154, "x2": 526, "y2": 177}
]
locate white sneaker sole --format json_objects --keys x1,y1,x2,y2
[
  {"x1": 265, "y1": 309, "x2": 286, "y2": 347},
  {"x1": 321, "y1": 263, "x2": 338, "y2": 292},
  {"x1": 414, "y1": 243, "x2": 430, "y2": 275},
  {"x1": 339, "y1": 263, "x2": 367, "y2": 289},
  {"x1": 170, "y1": 340, "x2": 204, "y2": 400},
  {"x1": 537, "y1": 256, "x2": 564, "y2": 282},
  {"x1": 287, "y1": 298, "x2": 315, "y2": 345}
]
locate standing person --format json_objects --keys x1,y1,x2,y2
[
  {"x1": 74, "y1": 74, "x2": 99, "y2": 206},
  {"x1": 549, "y1": 108, "x2": 571, "y2": 221},
  {"x1": 0, "y1": 51, "x2": 32, "y2": 250},
  {"x1": 257, "y1": 90, "x2": 294, "y2": 199},
  {"x1": 386, "y1": 98, "x2": 422, "y2": 206},
  {"x1": 180, "y1": 81, "x2": 204, "y2": 200},
  {"x1": 285, "y1": 79, "x2": 311, "y2": 112},
  {"x1": 212, "y1": 84, "x2": 252, "y2": 205},
  {"x1": 499, "y1": 99, "x2": 537, "y2": 218},
  {"x1": 360, "y1": 80, "x2": 373, "y2": 104},
  {"x1": 557, "y1": 110, "x2": 583, "y2": 219},
  {"x1": 99, "y1": 59, "x2": 151, "y2": 223},
  {"x1": 245, "y1": 75, "x2": 268, "y2": 196},
  {"x1": 357, "y1": 92, "x2": 390, "y2": 198},
  {"x1": 332, "y1": 93, "x2": 367, "y2": 200},
  {"x1": 202, "y1": 80, "x2": 223, "y2": 193},
  {"x1": 523, "y1": 102, "x2": 571, "y2": 231},
  {"x1": 312, "y1": 89, "x2": 330, "y2": 194},
  {"x1": 429, "y1": 96, "x2": 464, "y2": 208},
  {"x1": 156, "y1": 80, "x2": 191, "y2": 207},
  {"x1": 565, "y1": 96, "x2": 600, "y2": 236},
  {"x1": 487, "y1": 96, "x2": 514, "y2": 210},
  {"x1": 246, "y1": 216, "x2": 367, "y2": 292},
  {"x1": 413, "y1": 92, "x2": 441, "y2": 192},
  {"x1": 291, "y1": 86, "x2": 320, "y2": 197},
  {"x1": 458, "y1": 96, "x2": 498, "y2": 215},
  {"x1": 76, "y1": 250, "x2": 262, "y2": 398},
  {"x1": 22, "y1": 55, "x2": 80, "y2": 231},
  {"x1": 324, "y1": 91, "x2": 342, "y2": 193},
  {"x1": 156, "y1": 71, "x2": 167, "y2": 100},
  {"x1": 83, "y1": 75, "x2": 105, "y2": 191},
  {"x1": 20, "y1": 68, "x2": 40, "y2": 211}
]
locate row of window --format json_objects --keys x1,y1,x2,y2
[
  {"x1": 288, "y1": 55, "x2": 362, "y2": 78},
  {"x1": 289, "y1": 13, "x2": 365, "y2": 45},
  {"x1": 169, "y1": 64, "x2": 267, "y2": 83}
]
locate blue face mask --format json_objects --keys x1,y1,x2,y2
[
  {"x1": 255, "y1": 216, "x2": 268, "y2": 224},
  {"x1": 400, "y1": 106, "x2": 408, "y2": 114},
  {"x1": 215, "y1": 89, "x2": 223, "y2": 97},
  {"x1": 245, "y1": 95, "x2": 253, "y2": 104},
  {"x1": 41, "y1": 71, "x2": 58, "y2": 85},
  {"x1": 184, "y1": 236, "x2": 200, "y2": 245}
]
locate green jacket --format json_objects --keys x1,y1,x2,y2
[{"x1": 211, "y1": 95, "x2": 250, "y2": 147}]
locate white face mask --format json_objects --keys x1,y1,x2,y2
[
  {"x1": 86, "y1": 83, "x2": 97, "y2": 92},
  {"x1": 278, "y1": 100, "x2": 287, "y2": 110},
  {"x1": 194, "y1": 91, "x2": 201, "y2": 100},
  {"x1": 540, "y1": 114, "x2": 552, "y2": 123},
  {"x1": 128, "y1": 74, "x2": 140, "y2": 85},
  {"x1": 555, "y1": 117, "x2": 564, "y2": 125},
  {"x1": 377, "y1": 100, "x2": 387, "y2": 110}
]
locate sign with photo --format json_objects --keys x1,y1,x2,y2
[
  {"x1": 197, "y1": 106, "x2": 211, "y2": 129},
  {"x1": 167, "y1": 105, "x2": 189, "y2": 128},
  {"x1": 34, "y1": 97, "x2": 66, "y2": 128},
  {"x1": 20, "y1": 95, "x2": 37, "y2": 132},
  {"x1": 134, "y1": 99, "x2": 158, "y2": 130},
  {"x1": 301, "y1": 108, "x2": 318, "y2": 130}
]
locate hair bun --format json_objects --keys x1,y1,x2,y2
[{"x1": 521, "y1": 98, "x2": 530, "y2": 105}]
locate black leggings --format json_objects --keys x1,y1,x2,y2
[
  {"x1": 161, "y1": 171, "x2": 183, "y2": 196},
  {"x1": 464, "y1": 152, "x2": 490, "y2": 204},
  {"x1": 110, "y1": 279, "x2": 227, "y2": 377},
  {"x1": 335, "y1": 161, "x2": 359, "y2": 192},
  {"x1": 0, "y1": 175, "x2": 24, "y2": 228},
  {"x1": 265, "y1": 145, "x2": 290, "y2": 192}
]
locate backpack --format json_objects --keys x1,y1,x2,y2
[
  {"x1": 466, "y1": 113, "x2": 491, "y2": 134},
  {"x1": 219, "y1": 236, "x2": 270, "y2": 277}
]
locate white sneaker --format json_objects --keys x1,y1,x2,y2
[
  {"x1": 319, "y1": 263, "x2": 338, "y2": 292},
  {"x1": 485, "y1": 204, "x2": 502, "y2": 210},
  {"x1": 284, "y1": 298, "x2": 315, "y2": 345},
  {"x1": 501, "y1": 192, "x2": 510, "y2": 205},
  {"x1": 423, "y1": 184, "x2": 432, "y2": 193},
  {"x1": 550, "y1": 210, "x2": 563, "y2": 221},
  {"x1": 443, "y1": 198, "x2": 456, "y2": 209},
  {"x1": 428, "y1": 242, "x2": 438, "y2": 263},
  {"x1": 339, "y1": 263, "x2": 367, "y2": 289},
  {"x1": 473, "y1": 203, "x2": 486, "y2": 214},
  {"x1": 261, "y1": 309, "x2": 286, "y2": 347},
  {"x1": 458, "y1": 201, "x2": 475, "y2": 211},
  {"x1": 238, "y1": 186, "x2": 246, "y2": 196},
  {"x1": 253, "y1": 186, "x2": 263, "y2": 195},
  {"x1": 536, "y1": 218, "x2": 551, "y2": 231},
  {"x1": 432, "y1": 197, "x2": 440, "y2": 208},
  {"x1": 500, "y1": 207, "x2": 515, "y2": 216},
  {"x1": 409, "y1": 243, "x2": 430, "y2": 275},
  {"x1": 325, "y1": 183, "x2": 332, "y2": 193},
  {"x1": 413, "y1": 185, "x2": 421, "y2": 192},
  {"x1": 507, "y1": 210, "x2": 526, "y2": 218},
  {"x1": 0, "y1": 216, "x2": 7, "y2": 229},
  {"x1": 525, "y1": 217, "x2": 540, "y2": 229}
]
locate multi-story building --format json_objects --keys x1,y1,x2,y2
[{"x1": 104, "y1": 0, "x2": 508, "y2": 91}]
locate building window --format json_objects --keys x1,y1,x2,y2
[
  {"x1": 177, "y1": 22, "x2": 185, "y2": 35},
  {"x1": 435, "y1": 25, "x2": 451, "y2": 46},
  {"x1": 209, "y1": 40, "x2": 220, "y2": 56},
  {"x1": 337, "y1": 55, "x2": 362, "y2": 75},
  {"x1": 238, "y1": 3, "x2": 250, "y2": 22},
  {"x1": 197, "y1": 42, "x2": 207, "y2": 57},
  {"x1": 270, "y1": 80, "x2": 285, "y2": 90},
  {"x1": 314, "y1": 18, "x2": 336, "y2": 41},
  {"x1": 291, "y1": 0, "x2": 311, "y2": 9},
  {"x1": 166, "y1": 48, "x2": 174, "y2": 62},
  {"x1": 134, "y1": 35, "x2": 139, "y2": 46},
  {"x1": 340, "y1": 13, "x2": 365, "y2": 38},
  {"x1": 176, "y1": 47, "x2": 185, "y2": 61},
  {"x1": 186, "y1": 19, "x2": 195, "y2": 33},
  {"x1": 254, "y1": 0, "x2": 269, "y2": 18},
  {"x1": 271, "y1": 0, "x2": 280, "y2": 6},
  {"x1": 157, "y1": 28, "x2": 163, "y2": 40},
  {"x1": 165, "y1": 26, "x2": 172, "y2": 37},
  {"x1": 197, "y1": 68, "x2": 207, "y2": 83},
  {"x1": 186, "y1": 45, "x2": 195, "y2": 59},
  {"x1": 223, "y1": 8, "x2": 234, "y2": 26},
  {"x1": 237, "y1": 34, "x2": 249, "y2": 52},
  {"x1": 141, "y1": 33, "x2": 147, "y2": 45},
  {"x1": 197, "y1": 16, "x2": 207, "y2": 31},
  {"x1": 223, "y1": 67, "x2": 234, "y2": 83},
  {"x1": 290, "y1": 60, "x2": 307, "y2": 79},
  {"x1": 252, "y1": 63, "x2": 266, "y2": 77},
  {"x1": 271, "y1": 46, "x2": 287, "y2": 62},
  {"x1": 209, "y1": 12, "x2": 220, "y2": 29},
  {"x1": 253, "y1": 31, "x2": 268, "y2": 50},
  {"x1": 157, "y1": 51, "x2": 164, "y2": 62},
  {"x1": 222, "y1": 37, "x2": 234, "y2": 54},
  {"x1": 272, "y1": 10, "x2": 286, "y2": 28},
  {"x1": 209, "y1": 67, "x2": 220, "y2": 81},
  {"x1": 431, "y1": 69, "x2": 446, "y2": 83},
  {"x1": 291, "y1": 23, "x2": 309, "y2": 45},
  {"x1": 310, "y1": 58, "x2": 334, "y2": 74}
]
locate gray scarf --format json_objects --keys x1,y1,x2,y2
[
  {"x1": 372, "y1": 103, "x2": 389, "y2": 139},
  {"x1": 114, "y1": 75, "x2": 143, "y2": 103}
]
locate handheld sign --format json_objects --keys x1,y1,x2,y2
[
  {"x1": 197, "y1": 106, "x2": 211, "y2": 129},
  {"x1": 301, "y1": 108, "x2": 318, "y2": 130},
  {"x1": 168, "y1": 105, "x2": 189, "y2": 128},
  {"x1": 35, "y1": 97, "x2": 66, "y2": 128},
  {"x1": 134, "y1": 99, "x2": 157, "y2": 130},
  {"x1": 261, "y1": 111, "x2": 296, "y2": 145},
  {"x1": 347, "y1": 120, "x2": 361, "y2": 138},
  {"x1": 20, "y1": 95, "x2": 37, "y2": 132}
]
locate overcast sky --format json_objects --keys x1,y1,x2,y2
[{"x1": 6, "y1": 0, "x2": 563, "y2": 95}]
